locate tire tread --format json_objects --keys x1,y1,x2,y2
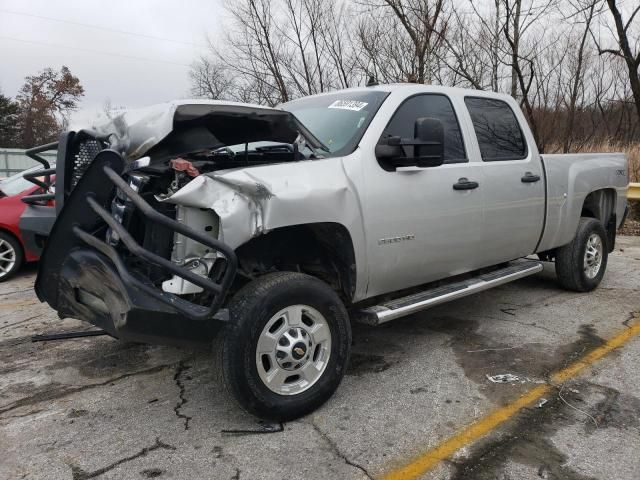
[
  {"x1": 555, "y1": 217, "x2": 607, "y2": 292},
  {"x1": 214, "y1": 272, "x2": 350, "y2": 420}
]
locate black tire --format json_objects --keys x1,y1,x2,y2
[
  {"x1": 555, "y1": 217, "x2": 608, "y2": 292},
  {"x1": 0, "y1": 231, "x2": 23, "y2": 282},
  {"x1": 216, "y1": 272, "x2": 351, "y2": 420}
]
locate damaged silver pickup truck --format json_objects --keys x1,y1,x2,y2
[{"x1": 26, "y1": 84, "x2": 628, "y2": 420}]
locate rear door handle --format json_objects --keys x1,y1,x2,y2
[
  {"x1": 453, "y1": 177, "x2": 479, "y2": 190},
  {"x1": 521, "y1": 172, "x2": 541, "y2": 183}
]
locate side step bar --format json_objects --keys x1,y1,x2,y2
[{"x1": 358, "y1": 260, "x2": 543, "y2": 325}]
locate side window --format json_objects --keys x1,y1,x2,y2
[
  {"x1": 464, "y1": 97, "x2": 527, "y2": 161},
  {"x1": 381, "y1": 94, "x2": 466, "y2": 164}
]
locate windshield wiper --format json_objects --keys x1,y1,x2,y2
[
  {"x1": 254, "y1": 142, "x2": 327, "y2": 159},
  {"x1": 254, "y1": 144, "x2": 294, "y2": 153}
]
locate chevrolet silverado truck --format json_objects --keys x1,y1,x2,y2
[{"x1": 28, "y1": 84, "x2": 629, "y2": 420}]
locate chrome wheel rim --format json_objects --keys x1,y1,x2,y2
[
  {"x1": 256, "y1": 305, "x2": 332, "y2": 396},
  {"x1": 0, "y1": 239, "x2": 16, "y2": 279},
  {"x1": 583, "y1": 233, "x2": 603, "y2": 279}
]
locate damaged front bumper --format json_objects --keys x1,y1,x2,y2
[{"x1": 35, "y1": 149, "x2": 238, "y2": 345}]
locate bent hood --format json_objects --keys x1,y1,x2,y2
[{"x1": 87, "y1": 99, "x2": 325, "y2": 160}]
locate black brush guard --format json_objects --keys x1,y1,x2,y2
[
  {"x1": 35, "y1": 149, "x2": 238, "y2": 345},
  {"x1": 19, "y1": 142, "x2": 58, "y2": 255},
  {"x1": 20, "y1": 132, "x2": 106, "y2": 256}
]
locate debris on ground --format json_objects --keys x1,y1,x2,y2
[
  {"x1": 221, "y1": 422, "x2": 284, "y2": 436},
  {"x1": 558, "y1": 384, "x2": 598, "y2": 427},
  {"x1": 485, "y1": 373, "x2": 546, "y2": 384},
  {"x1": 537, "y1": 398, "x2": 548, "y2": 408},
  {"x1": 486, "y1": 374, "x2": 524, "y2": 383},
  {"x1": 31, "y1": 329, "x2": 109, "y2": 342}
]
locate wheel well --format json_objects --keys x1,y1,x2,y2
[
  {"x1": 580, "y1": 188, "x2": 617, "y2": 252},
  {"x1": 542, "y1": 188, "x2": 618, "y2": 261},
  {"x1": 233, "y1": 223, "x2": 357, "y2": 303},
  {"x1": 581, "y1": 189, "x2": 616, "y2": 224}
]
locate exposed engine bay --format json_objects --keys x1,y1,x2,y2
[{"x1": 93, "y1": 101, "x2": 330, "y2": 301}]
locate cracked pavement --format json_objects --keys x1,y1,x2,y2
[{"x1": 1, "y1": 236, "x2": 639, "y2": 480}]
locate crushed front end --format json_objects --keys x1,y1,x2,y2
[
  {"x1": 33, "y1": 101, "x2": 323, "y2": 344},
  {"x1": 35, "y1": 147, "x2": 237, "y2": 344}
]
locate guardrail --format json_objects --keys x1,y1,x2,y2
[{"x1": 630, "y1": 183, "x2": 640, "y2": 201}]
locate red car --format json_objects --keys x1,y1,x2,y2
[{"x1": 0, "y1": 166, "x2": 54, "y2": 281}]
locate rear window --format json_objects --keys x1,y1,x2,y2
[{"x1": 464, "y1": 97, "x2": 527, "y2": 161}]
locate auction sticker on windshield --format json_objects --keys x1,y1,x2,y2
[{"x1": 328, "y1": 100, "x2": 368, "y2": 111}]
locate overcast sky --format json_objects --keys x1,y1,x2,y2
[{"x1": 0, "y1": 0, "x2": 223, "y2": 125}]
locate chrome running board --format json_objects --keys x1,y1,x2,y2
[{"x1": 357, "y1": 260, "x2": 543, "y2": 325}]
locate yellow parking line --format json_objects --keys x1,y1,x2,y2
[{"x1": 383, "y1": 316, "x2": 640, "y2": 480}]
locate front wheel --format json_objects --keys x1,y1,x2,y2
[
  {"x1": 216, "y1": 272, "x2": 351, "y2": 420},
  {"x1": 555, "y1": 217, "x2": 608, "y2": 292}
]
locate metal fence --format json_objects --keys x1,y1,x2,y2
[{"x1": 0, "y1": 148, "x2": 57, "y2": 178}]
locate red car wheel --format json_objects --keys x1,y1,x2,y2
[{"x1": 0, "y1": 232, "x2": 23, "y2": 282}]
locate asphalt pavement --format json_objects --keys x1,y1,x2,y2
[{"x1": 1, "y1": 236, "x2": 639, "y2": 480}]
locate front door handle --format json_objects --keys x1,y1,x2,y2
[
  {"x1": 453, "y1": 177, "x2": 479, "y2": 190},
  {"x1": 521, "y1": 172, "x2": 541, "y2": 183}
]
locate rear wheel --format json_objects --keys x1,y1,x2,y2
[
  {"x1": 555, "y1": 217, "x2": 607, "y2": 292},
  {"x1": 0, "y1": 232, "x2": 23, "y2": 282},
  {"x1": 216, "y1": 272, "x2": 351, "y2": 420}
]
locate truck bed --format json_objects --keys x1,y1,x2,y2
[{"x1": 537, "y1": 152, "x2": 627, "y2": 252}]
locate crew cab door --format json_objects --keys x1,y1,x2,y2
[
  {"x1": 361, "y1": 93, "x2": 484, "y2": 298},
  {"x1": 463, "y1": 97, "x2": 545, "y2": 264}
]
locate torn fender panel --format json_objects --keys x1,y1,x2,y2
[
  {"x1": 157, "y1": 174, "x2": 265, "y2": 248},
  {"x1": 157, "y1": 156, "x2": 369, "y2": 299}
]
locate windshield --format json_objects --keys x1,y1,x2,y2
[
  {"x1": 282, "y1": 90, "x2": 389, "y2": 157},
  {"x1": 0, "y1": 165, "x2": 48, "y2": 196}
]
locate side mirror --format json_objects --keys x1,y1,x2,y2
[
  {"x1": 414, "y1": 117, "x2": 444, "y2": 168},
  {"x1": 375, "y1": 117, "x2": 445, "y2": 169}
]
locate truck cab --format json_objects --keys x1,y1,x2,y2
[{"x1": 354, "y1": 86, "x2": 546, "y2": 296}]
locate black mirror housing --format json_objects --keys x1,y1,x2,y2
[
  {"x1": 375, "y1": 117, "x2": 445, "y2": 170},
  {"x1": 413, "y1": 117, "x2": 444, "y2": 168}
]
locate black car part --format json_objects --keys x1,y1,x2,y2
[
  {"x1": 20, "y1": 132, "x2": 108, "y2": 256},
  {"x1": 22, "y1": 131, "x2": 108, "y2": 209},
  {"x1": 35, "y1": 148, "x2": 238, "y2": 344}
]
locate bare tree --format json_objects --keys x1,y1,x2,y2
[
  {"x1": 189, "y1": 56, "x2": 233, "y2": 100},
  {"x1": 192, "y1": 0, "x2": 359, "y2": 105},
  {"x1": 563, "y1": 0, "x2": 598, "y2": 151},
  {"x1": 501, "y1": 0, "x2": 557, "y2": 148},
  {"x1": 360, "y1": 0, "x2": 448, "y2": 83},
  {"x1": 493, "y1": 0, "x2": 502, "y2": 91},
  {"x1": 187, "y1": 0, "x2": 640, "y2": 157},
  {"x1": 437, "y1": 2, "x2": 502, "y2": 90},
  {"x1": 597, "y1": 0, "x2": 640, "y2": 121},
  {"x1": 226, "y1": 0, "x2": 291, "y2": 103},
  {"x1": 322, "y1": 1, "x2": 357, "y2": 88}
]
